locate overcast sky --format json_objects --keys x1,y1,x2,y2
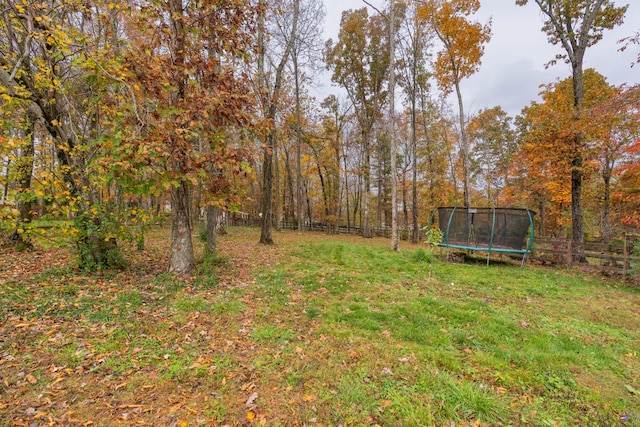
[{"x1": 317, "y1": 0, "x2": 640, "y2": 117}]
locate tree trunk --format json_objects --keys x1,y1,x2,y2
[
  {"x1": 601, "y1": 167, "x2": 613, "y2": 243},
  {"x1": 274, "y1": 139, "x2": 281, "y2": 230},
  {"x1": 294, "y1": 55, "x2": 304, "y2": 233},
  {"x1": 570, "y1": 155, "x2": 584, "y2": 245},
  {"x1": 363, "y1": 132, "x2": 372, "y2": 238},
  {"x1": 411, "y1": 90, "x2": 419, "y2": 244},
  {"x1": 169, "y1": 181, "x2": 195, "y2": 276},
  {"x1": 571, "y1": 61, "x2": 585, "y2": 245},
  {"x1": 260, "y1": 132, "x2": 275, "y2": 244},
  {"x1": 344, "y1": 152, "x2": 351, "y2": 229},
  {"x1": 284, "y1": 145, "x2": 296, "y2": 224},
  {"x1": 389, "y1": 0, "x2": 399, "y2": 252},
  {"x1": 454, "y1": 78, "x2": 470, "y2": 209},
  {"x1": 206, "y1": 205, "x2": 219, "y2": 254}
]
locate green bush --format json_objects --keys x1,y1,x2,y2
[{"x1": 412, "y1": 248, "x2": 432, "y2": 263}]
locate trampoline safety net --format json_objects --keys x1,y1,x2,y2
[{"x1": 436, "y1": 207, "x2": 535, "y2": 253}]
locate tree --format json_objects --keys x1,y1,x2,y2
[
  {"x1": 325, "y1": 7, "x2": 389, "y2": 238},
  {"x1": 397, "y1": 1, "x2": 433, "y2": 243},
  {"x1": 123, "y1": 0, "x2": 258, "y2": 275},
  {"x1": 467, "y1": 107, "x2": 516, "y2": 207},
  {"x1": 287, "y1": 0, "x2": 325, "y2": 233},
  {"x1": 365, "y1": 0, "x2": 402, "y2": 250},
  {"x1": 0, "y1": 0, "x2": 130, "y2": 267},
  {"x1": 418, "y1": 0, "x2": 491, "y2": 208},
  {"x1": 615, "y1": 135, "x2": 640, "y2": 228},
  {"x1": 510, "y1": 69, "x2": 633, "y2": 239},
  {"x1": 320, "y1": 95, "x2": 351, "y2": 233},
  {"x1": 516, "y1": 0, "x2": 627, "y2": 245},
  {"x1": 257, "y1": 0, "x2": 300, "y2": 244},
  {"x1": 592, "y1": 84, "x2": 640, "y2": 240},
  {"x1": 619, "y1": 30, "x2": 640, "y2": 67}
]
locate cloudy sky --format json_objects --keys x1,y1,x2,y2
[{"x1": 317, "y1": 0, "x2": 640, "y2": 117}]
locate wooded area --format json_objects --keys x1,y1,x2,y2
[{"x1": 1, "y1": 0, "x2": 639, "y2": 274}]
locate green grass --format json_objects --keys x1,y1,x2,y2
[
  {"x1": 252, "y1": 233, "x2": 640, "y2": 426},
  {"x1": 1, "y1": 227, "x2": 638, "y2": 426}
]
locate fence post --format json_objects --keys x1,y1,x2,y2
[
  {"x1": 623, "y1": 233, "x2": 628, "y2": 276},
  {"x1": 566, "y1": 240, "x2": 573, "y2": 267}
]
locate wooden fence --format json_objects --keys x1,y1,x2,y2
[{"x1": 529, "y1": 236, "x2": 639, "y2": 277}]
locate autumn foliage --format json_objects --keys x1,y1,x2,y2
[{"x1": 0, "y1": 0, "x2": 638, "y2": 269}]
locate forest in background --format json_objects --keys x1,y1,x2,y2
[{"x1": 1, "y1": 0, "x2": 639, "y2": 274}]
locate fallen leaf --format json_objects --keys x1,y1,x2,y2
[
  {"x1": 246, "y1": 410, "x2": 255, "y2": 421},
  {"x1": 245, "y1": 392, "x2": 258, "y2": 407},
  {"x1": 302, "y1": 394, "x2": 316, "y2": 403},
  {"x1": 25, "y1": 374, "x2": 37, "y2": 384},
  {"x1": 169, "y1": 402, "x2": 185, "y2": 412}
]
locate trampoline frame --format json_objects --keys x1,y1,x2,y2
[{"x1": 429, "y1": 207, "x2": 536, "y2": 266}]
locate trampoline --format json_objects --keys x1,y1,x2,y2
[{"x1": 430, "y1": 207, "x2": 536, "y2": 266}]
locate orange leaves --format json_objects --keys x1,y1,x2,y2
[{"x1": 421, "y1": 0, "x2": 491, "y2": 94}]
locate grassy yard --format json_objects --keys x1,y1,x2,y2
[{"x1": 1, "y1": 227, "x2": 639, "y2": 426}]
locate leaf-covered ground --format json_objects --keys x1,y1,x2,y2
[{"x1": 1, "y1": 227, "x2": 639, "y2": 426}]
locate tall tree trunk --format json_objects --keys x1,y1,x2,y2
[
  {"x1": 389, "y1": 0, "x2": 399, "y2": 251},
  {"x1": 411, "y1": 86, "x2": 419, "y2": 243},
  {"x1": 377, "y1": 137, "x2": 383, "y2": 228},
  {"x1": 294, "y1": 55, "x2": 304, "y2": 233},
  {"x1": 402, "y1": 168, "x2": 409, "y2": 230},
  {"x1": 363, "y1": 132, "x2": 372, "y2": 238},
  {"x1": 166, "y1": 0, "x2": 195, "y2": 275},
  {"x1": 571, "y1": 61, "x2": 585, "y2": 245},
  {"x1": 454, "y1": 78, "x2": 470, "y2": 208},
  {"x1": 274, "y1": 139, "x2": 281, "y2": 230}
]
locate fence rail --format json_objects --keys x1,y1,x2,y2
[{"x1": 531, "y1": 237, "x2": 639, "y2": 276}]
